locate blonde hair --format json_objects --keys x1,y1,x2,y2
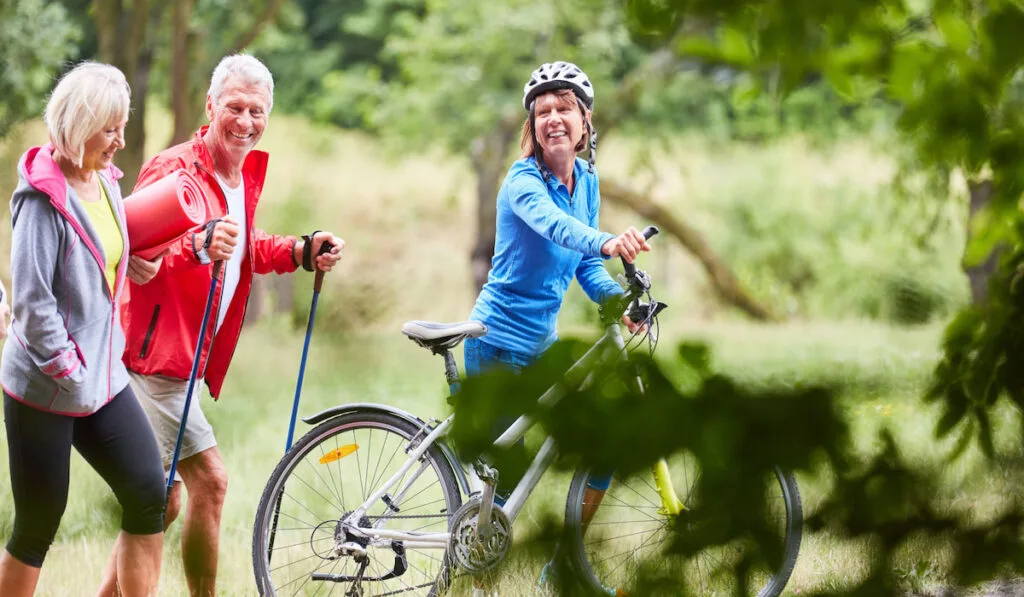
[
  {"x1": 45, "y1": 62, "x2": 130, "y2": 168},
  {"x1": 208, "y1": 54, "x2": 275, "y2": 112},
  {"x1": 519, "y1": 89, "x2": 590, "y2": 159}
]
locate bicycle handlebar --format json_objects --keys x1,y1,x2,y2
[{"x1": 621, "y1": 225, "x2": 659, "y2": 281}]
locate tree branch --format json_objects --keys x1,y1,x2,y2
[
  {"x1": 230, "y1": 0, "x2": 288, "y2": 53},
  {"x1": 601, "y1": 178, "x2": 778, "y2": 321}
]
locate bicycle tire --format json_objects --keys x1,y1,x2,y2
[
  {"x1": 564, "y1": 460, "x2": 802, "y2": 597},
  {"x1": 253, "y1": 411, "x2": 462, "y2": 596}
]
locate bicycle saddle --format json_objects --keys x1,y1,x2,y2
[{"x1": 401, "y1": 320, "x2": 488, "y2": 352}]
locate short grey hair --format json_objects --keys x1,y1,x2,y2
[
  {"x1": 45, "y1": 62, "x2": 130, "y2": 168},
  {"x1": 207, "y1": 54, "x2": 274, "y2": 112}
]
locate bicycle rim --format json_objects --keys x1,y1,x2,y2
[
  {"x1": 565, "y1": 455, "x2": 802, "y2": 597},
  {"x1": 253, "y1": 412, "x2": 462, "y2": 596}
]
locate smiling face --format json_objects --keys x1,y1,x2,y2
[
  {"x1": 533, "y1": 91, "x2": 588, "y2": 163},
  {"x1": 80, "y1": 120, "x2": 126, "y2": 172},
  {"x1": 205, "y1": 74, "x2": 271, "y2": 166}
]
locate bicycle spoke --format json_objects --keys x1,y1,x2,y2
[
  {"x1": 569, "y1": 466, "x2": 801, "y2": 597},
  {"x1": 255, "y1": 414, "x2": 460, "y2": 597}
]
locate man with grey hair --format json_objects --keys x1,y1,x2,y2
[{"x1": 98, "y1": 54, "x2": 345, "y2": 596}]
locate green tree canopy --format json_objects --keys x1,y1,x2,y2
[{"x1": 0, "y1": 0, "x2": 79, "y2": 137}]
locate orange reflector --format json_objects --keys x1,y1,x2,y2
[{"x1": 319, "y1": 444, "x2": 358, "y2": 464}]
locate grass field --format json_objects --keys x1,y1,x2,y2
[{"x1": 2, "y1": 314, "x2": 1009, "y2": 596}]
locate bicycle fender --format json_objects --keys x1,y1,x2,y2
[{"x1": 302, "y1": 402, "x2": 471, "y2": 497}]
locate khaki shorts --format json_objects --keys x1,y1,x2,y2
[{"x1": 128, "y1": 370, "x2": 218, "y2": 482}]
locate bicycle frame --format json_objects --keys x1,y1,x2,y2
[{"x1": 337, "y1": 322, "x2": 684, "y2": 551}]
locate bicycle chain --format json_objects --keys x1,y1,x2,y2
[
  {"x1": 337, "y1": 514, "x2": 470, "y2": 596},
  {"x1": 366, "y1": 514, "x2": 452, "y2": 520}
]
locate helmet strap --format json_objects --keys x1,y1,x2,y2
[{"x1": 583, "y1": 105, "x2": 597, "y2": 173}]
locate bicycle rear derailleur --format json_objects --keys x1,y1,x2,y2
[{"x1": 307, "y1": 512, "x2": 409, "y2": 585}]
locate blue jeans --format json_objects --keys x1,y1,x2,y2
[
  {"x1": 463, "y1": 336, "x2": 534, "y2": 377},
  {"x1": 462, "y1": 337, "x2": 611, "y2": 493}
]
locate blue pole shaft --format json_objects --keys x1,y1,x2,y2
[
  {"x1": 165, "y1": 265, "x2": 220, "y2": 504},
  {"x1": 285, "y1": 290, "x2": 320, "y2": 451}
]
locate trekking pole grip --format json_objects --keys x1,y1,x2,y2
[{"x1": 312, "y1": 240, "x2": 335, "y2": 293}]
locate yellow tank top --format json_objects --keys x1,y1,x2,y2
[{"x1": 79, "y1": 180, "x2": 123, "y2": 294}]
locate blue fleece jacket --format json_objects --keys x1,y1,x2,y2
[{"x1": 469, "y1": 157, "x2": 622, "y2": 355}]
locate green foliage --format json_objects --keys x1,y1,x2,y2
[
  {"x1": 624, "y1": 0, "x2": 1024, "y2": 243},
  {"x1": 371, "y1": 0, "x2": 638, "y2": 153},
  {"x1": 0, "y1": 0, "x2": 79, "y2": 137},
  {"x1": 692, "y1": 145, "x2": 967, "y2": 323},
  {"x1": 621, "y1": 0, "x2": 1024, "y2": 588},
  {"x1": 624, "y1": 69, "x2": 897, "y2": 144},
  {"x1": 255, "y1": 0, "x2": 421, "y2": 127},
  {"x1": 450, "y1": 326, "x2": 1024, "y2": 594}
]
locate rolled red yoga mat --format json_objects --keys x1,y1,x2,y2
[{"x1": 124, "y1": 169, "x2": 209, "y2": 260}]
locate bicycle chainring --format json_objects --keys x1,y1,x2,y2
[{"x1": 448, "y1": 497, "x2": 512, "y2": 574}]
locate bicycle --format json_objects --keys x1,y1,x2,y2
[{"x1": 252, "y1": 226, "x2": 803, "y2": 596}]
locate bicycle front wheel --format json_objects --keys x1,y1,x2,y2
[
  {"x1": 565, "y1": 457, "x2": 802, "y2": 597},
  {"x1": 253, "y1": 411, "x2": 462, "y2": 596}
]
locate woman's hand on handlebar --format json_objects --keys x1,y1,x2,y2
[
  {"x1": 601, "y1": 226, "x2": 651, "y2": 263},
  {"x1": 622, "y1": 313, "x2": 647, "y2": 334}
]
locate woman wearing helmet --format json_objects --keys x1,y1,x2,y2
[{"x1": 465, "y1": 61, "x2": 648, "y2": 594}]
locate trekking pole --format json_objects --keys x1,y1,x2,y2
[
  {"x1": 166, "y1": 258, "x2": 224, "y2": 506},
  {"x1": 267, "y1": 240, "x2": 335, "y2": 562},
  {"x1": 284, "y1": 240, "x2": 335, "y2": 451}
]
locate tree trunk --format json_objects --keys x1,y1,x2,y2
[
  {"x1": 93, "y1": 0, "x2": 162, "y2": 191},
  {"x1": 965, "y1": 179, "x2": 1002, "y2": 306},
  {"x1": 469, "y1": 116, "x2": 520, "y2": 293},
  {"x1": 169, "y1": 0, "x2": 198, "y2": 146},
  {"x1": 168, "y1": 0, "x2": 288, "y2": 147},
  {"x1": 600, "y1": 178, "x2": 778, "y2": 321}
]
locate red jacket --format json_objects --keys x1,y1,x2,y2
[{"x1": 120, "y1": 127, "x2": 299, "y2": 398}]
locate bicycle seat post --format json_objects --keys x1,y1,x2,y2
[{"x1": 441, "y1": 349, "x2": 461, "y2": 396}]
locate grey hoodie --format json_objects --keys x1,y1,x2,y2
[{"x1": 1, "y1": 144, "x2": 131, "y2": 415}]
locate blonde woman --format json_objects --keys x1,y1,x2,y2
[{"x1": 0, "y1": 62, "x2": 165, "y2": 597}]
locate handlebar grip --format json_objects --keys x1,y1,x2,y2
[{"x1": 621, "y1": 226, "x2": 660, "y2": 278}]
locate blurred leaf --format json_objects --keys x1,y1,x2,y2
[
  {"x1": 730, "y1": 76, "x2": 761, "y2": 109},
  {"x1": 934, "y1": 11, "x2": 974, "y2": 52},
  {"x1": 676, "y1": 35, "x2": 722, "y2": 62},
  {"x1": 720, "y1": 26, "x2": 753, "y2": 66},
  {"x1": 981, "y1": 3, "x2": 1024, "y2": 78},
  {"x1": 887, "y1": 41, "x2": 927, "y2": 103},
  {"x1": 624, "y1": 0, "x2": 681, "y2": 39},
  {"x1": 963, "y1": 202, "x2": 1014, "y2": 268},
  {"x1": 826, "y1": 66, "x2": 856, "y2": 101},
  {"x1": 678, "y1": 342, "x2": 711, "y2": 375}
]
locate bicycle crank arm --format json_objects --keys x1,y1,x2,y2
[{"x1": 312, "y1": 542, "x2": 408, "y2": 582}]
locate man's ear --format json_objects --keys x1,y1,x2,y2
[{"x1": 205, "y1": 95, "x2": 215, "y2": 121}]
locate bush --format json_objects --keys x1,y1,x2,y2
[{"x1": 696, "y1": 140, "x2": 970, "y2": 324}]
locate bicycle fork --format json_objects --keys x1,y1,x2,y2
[{"x1": 652, "y1": 459, "x2": 685, "y2": 516}]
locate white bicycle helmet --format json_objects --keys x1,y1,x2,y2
[{"x1": 522, "y1": 61, "x2": 595, "y2": 111}]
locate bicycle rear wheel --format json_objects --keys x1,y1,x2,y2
[
  {"x1": 252, "y1": 411, "x2": 462, "y2": 596},
  {"x1": 564, "y1": 456, "x2": 802, "y2": 597}
]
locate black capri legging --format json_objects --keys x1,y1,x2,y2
[{"x1": 3, "y1": 386, "x2": 166, "y2": 567}]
